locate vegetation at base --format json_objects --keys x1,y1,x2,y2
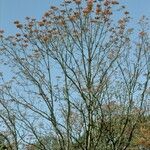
[{"x1": 0, "y1": 0, "x2": 149, "y2": 149}]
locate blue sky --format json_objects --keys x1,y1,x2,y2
[
  {"x1": 0, "y1": 0, "x2": 56, "y2": 33},
  {"x1": 0, "y1": 0, "x2": 150, "y2": 34}
]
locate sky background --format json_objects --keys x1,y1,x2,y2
[{"x1": 0, "y1": 0, "x2": 150, "y2": 34}]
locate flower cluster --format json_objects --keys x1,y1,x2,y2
[
  {"x1": 83, "y1": 0, "x2": 93, "y2": 15},
  {"x1": 14, "y1": 20, "x2": 23, "y2": 29}
]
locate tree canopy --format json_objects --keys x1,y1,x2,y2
[{"x1": 0, "y1": 0, "x2": 149, "y2": 150}]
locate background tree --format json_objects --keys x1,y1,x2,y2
[
  {"x1": 0, "y1": 89, "x2": 19, "y2": 150},
  {"x1": 132, "y1": 113, "x2": 150, "y2": 149},
  {"x1": 0, "y1": 0, "x2": 149, "y2": 149}
]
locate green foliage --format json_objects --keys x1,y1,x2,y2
[{"x1": 0, "y1": 135, "x2": 6, "y2": 150}]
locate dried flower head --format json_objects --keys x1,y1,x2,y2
[
  {"x1": 111, "y1": 0, "x2": 119, "y2": 5},
  {"x1": 103, "y1": 9, "x2": 112, "y2": 16},
  {"x1": 42, "y1": 36, "x2": 49, "y2": 42},
  {"x1": 87, "y1": 0, "x2": 93, "y2": 10},
  {"x1": 124, "y1": 11, "x2": 129, "y2": 15},
  {"x1": 16, "y1": 33, "x2": 21, "y2": 37},
  {"x1": 16, "y1": 24, "x2": 23, "y2": 29},
  {"x1": 88, "y1": 0, "x2": 93, "y2": 5},
  {"x1": 64, "y1": 0, "x2": 72, "y2": 3},
  {"x1": 22, "y1": 44, "x2": 28, "y2": 48},
  {"x1": 69, "y1": 15, "x2": 77, "y2": 21},
  {"x1": 75, "y1": 0, "x2": 81, "y2": 5},
  {"x1": 139, "y1": 31, "x2": 146, "y2": 37},
  {"x1": 38, "y1": 21, "x2": 45, "y2": 27},
  {"x1": 96, "y1": 6, "x2": 101, "y2": 15},
  {"x1": 51, "y1": 6, "x2": 58, "y2": 11},
  {"x1": 44, "y1": 12, "x2": 49, "y2": 17},
  {"x1": 83, "y1": 7, "x2": 90, "y2": 14},
  {"x1": 104, "y1": 0, "x2": 111, "y2": 6},
  {"x1": 28, "y1": 22, "x2": 34, "y2": 28},
  {"x1": 14, "y1": 20, "x2": 20, "y2": 24}
]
